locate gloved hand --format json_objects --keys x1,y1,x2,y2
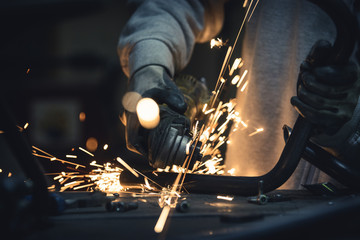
[
  {"x1": 129, "y1": 65, "x2": 188, "y2": 114},
  {"x1": 124, "y1": 65, "x2": 188, "y2": 157},
  {"x1": 291, "y1": 40, "x2": 360, "y2": 135}
]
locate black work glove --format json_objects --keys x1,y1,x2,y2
[
  {"x1": 124, "y1": 65, "x2": 188, "y2": 157},
  {"x1": 129, "y1": 65, "x2": 188, "y2": 114},
  {"x1": 291, "y1": 40, "x2": 360, "y2": 135}
]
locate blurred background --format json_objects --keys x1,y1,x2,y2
[{"x1": 0, "y1": 0, "x2": 244, "y2": 174}]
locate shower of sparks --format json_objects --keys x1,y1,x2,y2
[
  {"x1": 34, "y1": 142, "x2": 157, "y2": 193},
  {"x1": 159, "y1": 0, "x2": 263, "y2": 181},
  {"x1": 38, "y1": 0, "x2": 261, "y2": 235},
  {"x1": 51, "y1": 162, "x2": 125, "y2": 193},
  {"x1": 32, "y1": 146, "x2": 86, "y2": 169}
]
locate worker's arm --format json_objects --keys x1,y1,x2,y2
[
  {"x1": 118, "y1": 0, "x2": 224, "y2": 158},
  {"x1": 118, "y1": 0, "x2": 224, "y2": 79}
]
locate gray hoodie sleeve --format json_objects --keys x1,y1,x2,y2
[{"x1": 117, "y1": 0, "x2": 224, "y2": 78}]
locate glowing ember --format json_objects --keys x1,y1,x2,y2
[
  {"x1": 116, "y1": 157, "x2": 139, "y2": 178},
  {"x1": 210, "y1": 38, "x2": 224, "y2": 49},
  {"x1": 229, "y1": 58, "x2": 242, "y2": 76},
  {"x1": 231, "y1": 75, "x2": 240, "y2": 85},
  {"x1": 248, "y1": 128, "x2": 264, "y2": 137},
  {"x1": 227, "y1": 168, "x2": 236, "y2": 176},
  {"x1": 237, "y1": 70, "x2": 248, "y2": 88},
  {"x1": 240, "y1": 80, "x2": 249, "y2": 92},
  {"x1": 79, "y1": 146, "x2": 94, "y2": 157},
  {"x1": 217, "y1": 195, "x2": 234, "y2": 201},
  {"x1": 154, "y1": 205, "x2": 171, "y2": 233}
]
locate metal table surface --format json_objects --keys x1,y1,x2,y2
[{"x1": 26, "y1": 190, "x2": 360, "y2": 240}]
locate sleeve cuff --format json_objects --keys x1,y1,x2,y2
[{"x1": 128, "y1": 39, "x2": 175, "y2": 78}]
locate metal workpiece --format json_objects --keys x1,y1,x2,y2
[
  {"x1": 121, "y1": 117, "x2": 312, "y2": 196},
  {"x1": 283, "y1": 125, "x2": 360, "y2": 191}
]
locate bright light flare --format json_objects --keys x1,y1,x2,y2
[{"x1": 136, "y1": 98, "x2": 160, "y2": 129}]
